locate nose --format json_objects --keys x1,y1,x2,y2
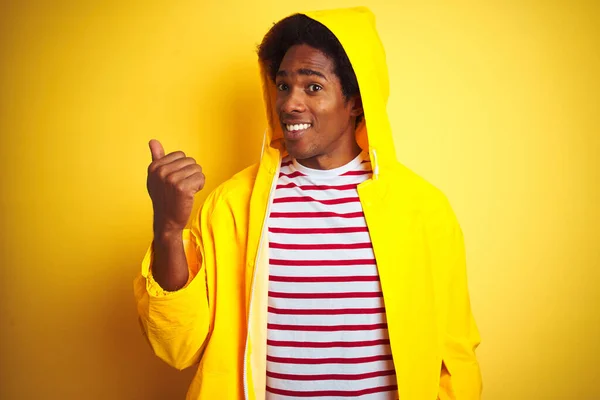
[{"x1": 279, "y1": 87, "x2": 307, "y2": 114}]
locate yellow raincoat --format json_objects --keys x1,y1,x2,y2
[{"x1": 134, "y1": 7, "x2": 482, "y2": 399}]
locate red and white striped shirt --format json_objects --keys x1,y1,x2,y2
[{"x1": 266, "y1": 151, "x2": 398, "y2": 399}]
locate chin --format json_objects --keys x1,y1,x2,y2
[
  {"x1": 287, "y1": 148, "x2": 318, "y2": 161},
  {"x1": 284, "y1": 141, "x2": 315, "y2": 160}
]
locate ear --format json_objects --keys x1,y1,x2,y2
[{"x1": 349, "y1": 94, "x2": 363, "y2": 118}]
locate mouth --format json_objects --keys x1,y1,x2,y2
[{"x1": 282, "y1": 122, "x2": 312, "y2": 140}]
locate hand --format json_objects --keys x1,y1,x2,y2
[{"x1": 146, "y1": 139, "x2": 205, "y2": 237}]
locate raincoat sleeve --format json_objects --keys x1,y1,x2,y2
[
  {"x1": 435, "y1": 199, "x2": 482, "y2": 400},
  {"x1": 133, "y1": 191, "x2": 217, "y2": 371}
]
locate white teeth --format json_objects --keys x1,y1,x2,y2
[{"x1": 286, "y1": 123, "x2": 311, "y2": 132}]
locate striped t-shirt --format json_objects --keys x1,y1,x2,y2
[{"x1": 266, "y1": 151, "x2": 398, "y2": 399}]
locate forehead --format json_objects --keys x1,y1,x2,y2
[{"x1": 278, "y1": 44, "x2": 335, "y2": 75}]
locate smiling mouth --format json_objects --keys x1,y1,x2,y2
[
  {"x1": 284, "y1": 123, "x2": 312, "y2": 132},
  {"x1": 282, "y1": 122, "x2": 312, "y2": 140}
]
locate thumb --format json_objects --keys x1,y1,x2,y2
[{"x1": 149, "y1": 139, "x2": 165, "y2": 161}]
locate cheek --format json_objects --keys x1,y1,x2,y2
[
  {"x1": 316, "y1": 110, "x2": 347, "y2": 137},
  {"x1": 310, "y1": 98, "x2": 334, "y2": 126},
  {"x1": 274, "y1": 96, "x2": 284, "y2": 113}
]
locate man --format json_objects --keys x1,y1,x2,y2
[{"x1": 135, "y1": 7, "x2": 482, "y2": 400}]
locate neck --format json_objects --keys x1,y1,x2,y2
[{"x1": 296, "y1": 134, "x2": 362, "y2": 170}]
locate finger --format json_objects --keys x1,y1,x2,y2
[
  {"x1": 165, "y1": 164, "x2": 203, "y2": 185},
  {"x1": 181, "y1": 171, "x2": 206, "y2": 193},
  {"x1": 149, "y1": 139, "x2": 165, "y2": 161},
  {"x1": 156, "y1": 157, "x2": 198, "y2": 178},
  {"x1": 149, "y1": 152, "x2": 188, "y2": 173},
  {"x1": 153, "y1": 151, "x2": 188, "y2": 167}
]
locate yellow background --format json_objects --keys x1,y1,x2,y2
[{"x1": 1, "y1": 1, "x2": 598, "y2": 399}]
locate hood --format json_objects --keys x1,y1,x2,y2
[{"x1": 259, "y1": 6, "x2": 397, "y2": 178}]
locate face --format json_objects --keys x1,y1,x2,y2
[{"x1": 275, "y1": 44, "x2": 362, "y2": 168}]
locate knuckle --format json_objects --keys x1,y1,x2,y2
[
  {"x1": 174, "y1": 181, "x2": 187, "y2": 193},
  {"x1": 165, "y1": 173, "x2": 178, "y2": 186},
  {"x1": 148, "y1": 162, "x2": 157, "y2": 174},
  {"x1": 157, "y1": 167, "x2": 169, "y2": 180}
]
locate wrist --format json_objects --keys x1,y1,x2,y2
[{"x1": 153, "y1": 228, "x2": 183, "y2": 245}]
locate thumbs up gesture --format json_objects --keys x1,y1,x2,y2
[{"x1": 146, "y1": 140, "x2": 205, "y2": 237}]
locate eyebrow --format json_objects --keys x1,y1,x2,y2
[{"x1": 276, "y1": 68, "x2": 328, "y2": 81}]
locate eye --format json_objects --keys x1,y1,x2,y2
[
  {"x1": 308, "y1": 84, "x2": 322, "y2": 92},
  {"x1": 276, "y1": 82, "x2": 288, "y2": 91}
]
